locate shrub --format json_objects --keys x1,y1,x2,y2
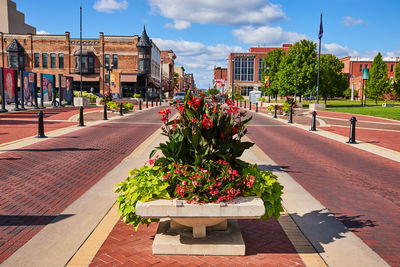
[
  {"x1": 73, "y1": 91, "x2": 99, "y2": 103},
  {"x1": 133, "y1": 93, "x2": 141, "y2": 99}
]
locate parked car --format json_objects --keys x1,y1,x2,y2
[
  {"x1": 173, "y1": 92, "x2": 186, "y2": 103},
  {"x1": 93, "y1": 93, "x2": 103, "y2": 98}
]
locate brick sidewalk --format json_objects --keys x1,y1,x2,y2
[
  {"x1": 0, "y1": 107, "x2": 103, "y2": 145},
  {"x1": 246, "y1": 115, "x2": 400, "y2": 266},
  {"x1": 90, "y1": 219, "x2": 305, "y2": 267},
  {"x1": 0, "y1": 108, "x2": 162, "y2": 263}
]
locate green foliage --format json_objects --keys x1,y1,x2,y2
[
  {"x1": 367, "y1": 53, "x2": 391, "y2": 104},
  {"x1": 133, "y1": 93, "x2": 141, "y2": 99},
  {"x1": 242, "y1": 164, "x2": 284, "y2": 219},
  {"x1": 319, "y1": 54, "x2": 348, "y2": 103},
  {"x1": 260, "y1": 49, "x2": 286, "y2": 98},
  {"x1": 124, "y1": 102, "x2": 134, "y2": 112},
  {"x1": 115, "y1": 165, "x2": 171, "y2": 230},
  {"x1": 258, "y1": 97, "x2": 266, "y2": 102},
  {"x1": 329, "y1": 106, "x2": 400, "y2": 121},
  {"x1": 103, "y1": 92, "x2": 113, "y2": 102},
  {"x1": 343, "y1": 88, "x2": 358, "y2": 99},
  {"x1": 73, "y1": 91, "x2": 99, "y2": 103},
  {"x1": 276, "y1": 40, "x2": 317, "y2": 98},
  {"x1": 208, "y1": 88, "x2": 220, "y2": 96},
  {"x1": 234, "y1": 92, "x2": 244, "y2": 101},
  {"x1": 153, "y1": 92, "x2": 252, "y2": 170},
  {"x1": 107, "y1": 101, "x2": 119, "y2": 111}
]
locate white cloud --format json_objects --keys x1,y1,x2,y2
[
  {"x1": 342, "y1": 16, "x2": 367, "y2": 27},
  {"x1": 322, "y1": 43, "x2": 359, "y2": 58},
  {"x1": 165, "y1": 20, "x2": 191, "y2": 30},
  {"x1": 149, "y1": 0, "x2": 285, "y2": 30},
  {"x1": 232, "y1": 25, "x2": 308, "y2": 45},
  {"x1": 153, "y1": 38, "x2": 245, "y2": 88},
  {"x1": 93, "y1": 0, "x2": 128, "y2": 13},
  {"x1": 37, "y1": 30, "x2": 50, "y2": 35}
]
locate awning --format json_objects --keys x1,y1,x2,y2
[
  {"x1": 120, "y1": 74, "x2": 137, "y2": 83},
  {"x1": 69, "y1": 74, "x2": 100, "y2": 82}
]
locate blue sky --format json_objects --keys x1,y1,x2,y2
[{"x1": 14, "y1": 0, "x2": 400, "y2": 88}]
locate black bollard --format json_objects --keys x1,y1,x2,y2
[
  {"x1": 347, "y1": 117, "x2": 357, "y2": 144},
  {"x1": 146, "y1": 97, "x2": 149, "y2": 109},
  {"x1": 256, "y1": 102, "x2": 258, "y2": 112},
  {"x1": 310, "y1": 111, "x2": 317, "y2": 131},
  {"x1": 37, "y1": 110, "x2": 47, "y2": 138},
  {"x1": 249, "y1": 101, "x2": 252, "y2": 110},
  {"x1": 103, "y1": 103, "x2": 108, "y2": 120},
  {"x1": 151, "y1": 98, "x2": 154, "y2": 107},
  {"x1": 288, "y1": 106, "x2": 293, "y2": 123},
  {"x1": 119, "y1": 102, "x2": 123, "y2": 116},
  {"x1": 139, "y1": 100, "x2": 142, "y2": 110},
  {"x1": 78, "y1": 106, "x2": 85, "y2": 127},
  {"x1": 244, "y1": 101, "x2": 247, "y2": 109},
  {"x1": 240, "y1": 101, "x2": 242, "y2": 108},
  {"x1": 273, "y1": 105, "x2": 277, "y2": 118},
  {"x1": 156, "y1": 100, "x2": 158, "y2": 106}
]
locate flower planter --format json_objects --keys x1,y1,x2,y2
[{"x1": 135, "y1": 196, "x2": 265, "y2": 255}]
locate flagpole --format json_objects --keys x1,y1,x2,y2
[
  {"x1": 80, "y1": 5, "x2": 83, "y2": 98},
  {"x1": 316, "y1": 12, "x2": 323, "y2": 104}
]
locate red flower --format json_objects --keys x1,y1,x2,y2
[{"x1": 202, "y1": 114, "x2": 213, "y2": 129}]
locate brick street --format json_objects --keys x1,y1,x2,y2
[
  {"x1": 0, "y1": 107, "x2": 162, "y2": 263},
  {"x1": 246, "y1": 112, "x2": 400, "y2": 266}
]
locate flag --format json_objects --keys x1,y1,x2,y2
[{"x1": 318, "y1": 13, "x2": 323, "y2": 39}]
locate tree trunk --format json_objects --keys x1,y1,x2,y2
[
  {"x1": 275, "y1": 94, "x2": 278, "y2": 103},
  {"x1": 324, "y1": 97, "x2": 327, "y2": 104},
  {"x1": 299, "y1": 95, "x2": 302, "y2": 103}
]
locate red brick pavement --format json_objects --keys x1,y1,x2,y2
[
  {"x1": 315, "y1": 110, "x2": 400, "y2": 123},
  {"x1": 246, "y1": 116, "x2": 400, "y2": 266},
  {"x1": 90, "y1": 219, "x2": 305, "y2": 267},
  {"x1": 0, "y1": 107, "x2": 102, "y2": 145},
  {"x1": 0, "y1": 108, "x2": 163, "y2": 263},
  {"x1": 319, "y1": 126, "x2": 400, "y2": 152}
]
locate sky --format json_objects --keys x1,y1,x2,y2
[{"x1": 13, "y1": 0, "x2": 400, "y2": 89}]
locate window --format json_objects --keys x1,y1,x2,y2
[
  {"x1": 34, "y1": 53, "x2": 40, "y2": 67},
  {"x1": 8, "y1": 55, "x2": 17, "y2": 68},
  {"x1": 105, "y1": 54, "x2": 110, "y2": 68},
  {"x1": 42, "y1": 53, "x2": 48, "y2": 68},
  {"x1": 81, "y1": 57, "x2": 88, "y2": 70},
  {"x1": 50, "y1": 53, "x2": 56, "y2": 68},
  {"x1": 365, "y1": 64, "x2": 368, "y2": 69},
  {"x1": 19, "y1": 55, "x2": 24, "y2": 68},
  {"x1": 58, "y1": 54, "x2": 64, "y2": 68},
  {"x1": 88, "y1": 56, "x2": 94, "y2": 70},
  {"x1": 391, "y1": 64, "x2": 394, "y2": 73},
  {"x1": 105, "y1": 74, "x2": 110, "y2": 84},
  {"x1": 359, "y1": 64, "x2": 362, "y2": 72},
  {"x1": 234, "y1": 58, "x2": 254, "y2": 81},
  {"x1": 112, "y1": 54, "x2": 118, "y2": 69},
  {"x1": 138, "y1": 60, "x2": 143, "y2": 71}
]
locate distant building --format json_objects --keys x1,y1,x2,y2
[
  {"x1": 160, "y1": 50, "x2": 176, "y2": 97},
  {"x1": 184, "y1": 73, "x2": 195, "y2": 93},
  {"x1": 213, "y1": 66, "x2": 227, "y2": 92},
  {"x1": 340, "y1": 56, "x2": 399, "y2": 100},
  {"x1": 227, "y1": 44, "x2": 291, "y2": 96},
  {"x1": 174, "y1": 66, "x2": 185, "y2": 92},
  {"x1": 0, "y1": 0, "x2": 36, "y2": 34}
]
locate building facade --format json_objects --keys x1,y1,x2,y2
[
  {"x1": 0, "y1": 27, "x2": 169, "y2": 99},
  {"x1": 213, "y1": 66, "x2": 227, "y2": 92},
  {"x1": 0, "y1": 0, "x2": 36, "y2": 35},
  {"x1": 340, "y1": 56, "x2": 399, "y2": 99},
  {"x1": 160, "y1": 50, "x2": 176, "y2": 97},
  {"x1": 227, "y1": 44, "x2": 291, "y2": 96}
]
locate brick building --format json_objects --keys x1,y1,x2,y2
[
  {"x1": 0, "y1": 27, "x2": 172, "y2": 99},
  {"x1": 340, "y1": 56, "x2": 399, "y2": 100},
  {"x1": 184, "y1": 73, "x2": 195, "y2": 93},
  {"x1": 213, "y1": 66, "x2": 227, "y2": 91},
  {"x1": 227, "y1": 44, "x2": 291, "y2": 96},
  {"x1": 160, "y1": 50, "x2": 176, "y2": 97}
]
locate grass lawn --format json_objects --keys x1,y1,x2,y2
[
  {"x1": 327, "y1": 106, "x2": 400, "y2": 121},
  {"x1": 265, "y1": 98, "x2": 399, "y2": 109}
]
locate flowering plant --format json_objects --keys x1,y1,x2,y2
[{"x1": 116, "y1": 92, "x2": 283, "y2": 229}]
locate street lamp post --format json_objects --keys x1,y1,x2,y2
[
  {"x1": 160, "y1": 57, "x2": 164, "y2": 103},
  {"x1": 362, "y1": 68, "x2": 369, "y2": 107},
  {"x1": 231, "y1": 58, "x2": 235, "y2": 101},
  {"x1": 295, "y1": 49, "x2": 298, "y2": 103},
  {"x1": 106, "y1": 63, "x2": 113, "y2": 94}
]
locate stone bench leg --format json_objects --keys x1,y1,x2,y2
[{"x1": 193, "y1": 224, "x2": 206, "y2": 238}]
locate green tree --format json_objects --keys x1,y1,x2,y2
[
  {"x1": 367, "y1": 52, "x2": 390, "y2": 104},
  {"x1": 276, "y1": 40, "x2": 317, "y2": 102},
  {"x1": 393, "y1": 62, "x2": 400, "y2": 100},
  {"x1": 260, "y1": 49, "x2": 286, "y2": 102},
  {"x1": 319, "y1": 54, "x2": 348, "y2": 103}
]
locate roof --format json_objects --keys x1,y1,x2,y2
[
  {"x1": 6, "y1": 39, "x2": 25, "y2": 52},
  {"x1": 136, "y1": 25, "x2": 152, "y2": 47}
]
